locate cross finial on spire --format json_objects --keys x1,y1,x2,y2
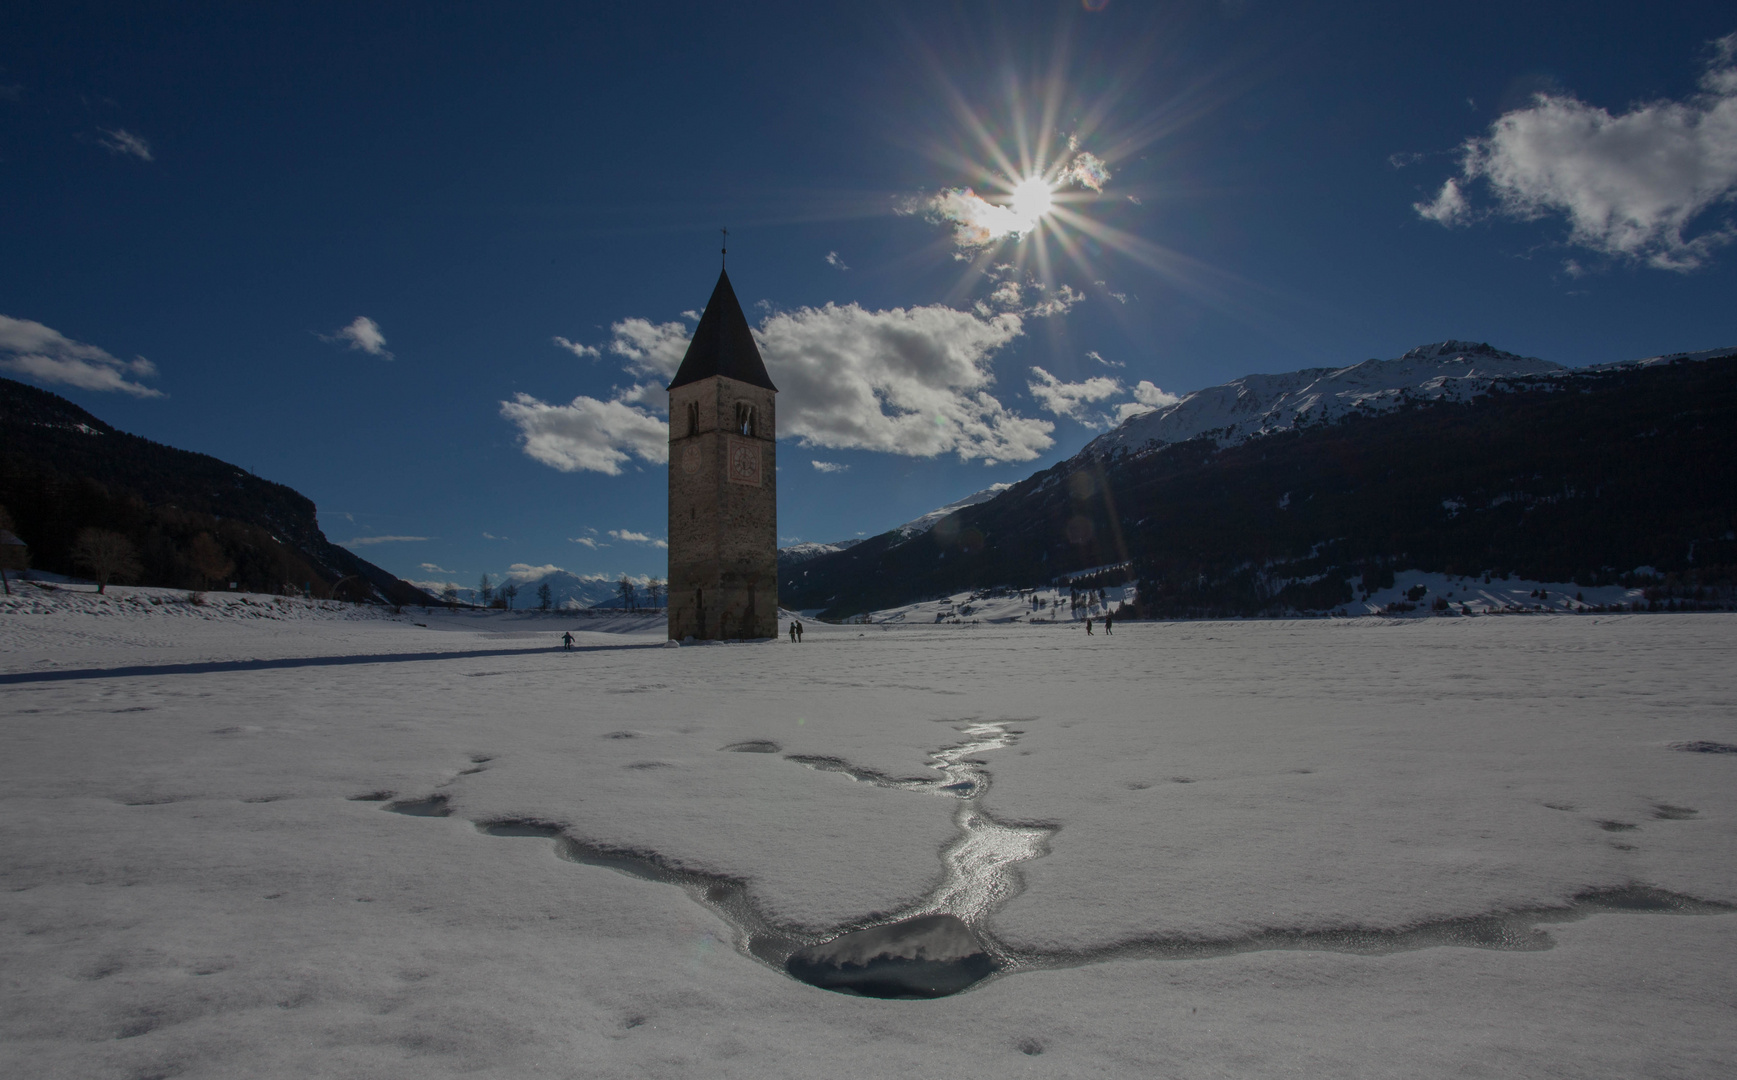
[{"x1": 721, "y1": 227, "x2": 728, "y2": 268}]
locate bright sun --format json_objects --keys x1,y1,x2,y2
[{"x1": 1008, "y1": 174, "x2": 1056, "y2": 229}]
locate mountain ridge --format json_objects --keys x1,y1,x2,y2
[{"x1": 779, "y1": 343, "x2": 1737, "y2": 618}]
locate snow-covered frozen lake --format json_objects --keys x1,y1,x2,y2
[{"x1": 3, "y1": 590, "x2": 1734, "y2": 1078}]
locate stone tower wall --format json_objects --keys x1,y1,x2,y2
[{"x1": 667, "y1": 375, "x2": 777, "y2": 640}]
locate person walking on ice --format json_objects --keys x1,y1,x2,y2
[
  {"x1": 788, "y1": 621, "x2": 797, "y2": 643},
  {"x1": 1104, "y1": 612, "x2": 1113, "y2": 635},
  {"x1": 795, "y1": 620, "x2": 804, "y2": 643},
  {"x1": 561, "y1": 631, "x2": 574, "y2": 651},
  {"x1": 1085, "y1": 616, "x2": 1094, "y2": 635}
]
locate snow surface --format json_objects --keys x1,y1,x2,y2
[
  {"x1": 4, "y1": 592, "x2": 1735, "y2": 1078},
  {"x1": 1085, "y1": 340, "x2": 1564, "y2": 458}
]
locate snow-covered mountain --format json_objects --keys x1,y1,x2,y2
[
  {"x1": 778, "y1": 540, "x2": 862, "y2": 567},
  {"x1": 888, "y1": 484, "x2": 1012, "y2": 543},
  {"x1": 779, "y1": 484, "x2": 1012, "y2": 566},
  {"x1": 423, "y1": 569, "x2": 656, "y2": 610},
  {"x1": 1083, "y1": 341, "x2": 1563, "y2": 459}
]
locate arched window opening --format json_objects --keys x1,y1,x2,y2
[
  {"x1": 686, "y1": 401, "x2": 700, "y2": 437},
  {"x1": 734, "y1": 403, "x2": 757, "y2": 437}
]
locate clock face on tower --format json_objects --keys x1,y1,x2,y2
[
  {"x1": 727, "y1": 436, "x2": 761, "y2": 487},
  {"x1": 681, "y1": 443, "x2": 701, "y2": 475}
]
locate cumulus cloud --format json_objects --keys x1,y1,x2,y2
[
  {"x1": 1057, "y1": 149, "x2": 1110, "y2": 192},
  {"x1": 1027, "y1": 367, "x2": 1126, "y2": 428},
  {"x1": 506, "y1": 563, "x2": 562, "y2": 584},
  {"x1": 98, "y1": 128, "x2": 152, "y2": 161},
  {"x1": 1418, "y1": 33, "x2": 1737, "y2": 269},
  {"x1": 500, "y1": 392, "x2": 668, "y2": 475},
  {"x1": 508, "y1": 300, "x2": 1057, "y2": 473},
  {"x1": 325, "y1": 316, "x2": 394, "y2": 360},
  {"x1": 569, "y1": 536, "x2": 603, "y2": 549},
  {"x1": 1414, "y1": 177, "x2": 1471, "y2": 225},
  {"x1": 811, "y1": 460, "x2": 848, "y2": 473},
  {"x1": 1027, "y1": 283, "x2": 1083, "y2": 318},
  {"x1": 419, "y1": 562, "x2": 454, "y2": 573},
  {"x1": 927, "y1": 147, "x2": 1114, "y2": 248},
  {"x1": 825, "y1": 251, "x2": 849, "y2": 270},
  {"x1": 1114, "y1": 380, "x2": 1183, "y2": 423},
  {"x1": 554, "y1": 336, "x2": 600, "y2": 359},
  {"x1": 343, "y1": 535, "x2": 430, "y2": 546},
  {"x1": 760, "y1": 302, "x2": 1051, "y2": 463},
  {"x1": 605, "y1": 318, "x2": 691, "y2": 381},
  {"x1": 0, "y1": 315, "x2": 162, "y2": 397},
  {"x1": 609, "y1": 529, "x2": 668, "y2": 549}
]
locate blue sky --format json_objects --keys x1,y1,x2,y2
[{"x1": 4, "y1": 1, "x2": 1734, "y2": 594}]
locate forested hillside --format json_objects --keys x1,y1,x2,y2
[
  {"x1": 782, "y1": 354, "x2": 1737, "y2": 619},
  {"x1": 0, "y1": 377, "x2": 427, "y2": 603}
]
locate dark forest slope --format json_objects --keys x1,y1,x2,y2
[
  {"x1": 0, "y1": 377, "x2": 427, "y2": 603},
  {"x1": 782, "y1": 354, "x2": 1737, "y2": 619}
]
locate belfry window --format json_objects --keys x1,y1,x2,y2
[
  {"x1": 686, "y1": 401, "x2": 700, "y2": 437},
  {"x1": 734, "y1": 403, "x2": 757, "y2": 437}
]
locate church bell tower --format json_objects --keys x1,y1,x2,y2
[{"x1": 666, "y1": 268, "x2": 778, "y2": 640}]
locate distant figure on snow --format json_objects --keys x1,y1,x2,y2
[
  {"x1": 795, "y1": 620, "x2": 804, "y2": 643},
  {"x1": 1085, "y1": 617, "x2": 1094, "y2": 636},
  {"x1": 561, "y1": 631, "x2": 574, "y2": 651},
  {"x1": 789, "y1": 622, "x2": 797, "y2": 643},
  {"x1": 1104, "y1": 613, "x2": 1113, "y2": 635}
]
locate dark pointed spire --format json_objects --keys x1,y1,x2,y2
[{"x1": 667, "y1": 269, "x2": 777, "y2": 392}]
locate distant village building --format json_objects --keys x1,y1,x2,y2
[{"x1": 666, "y1": 269, "x2": 778, "y2": 640}]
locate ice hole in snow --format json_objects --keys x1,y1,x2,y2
[{"x1": 378, "y1": 725, "x2": 1736, "y2": 1000}]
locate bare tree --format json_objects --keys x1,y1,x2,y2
[
  {"x1": 617, "y1": 576, "x2": 637, "y2": 611},
  {"x1": 440, "y1": 584, "x2": 459, "y2": 608},
  {"x1": 187, "y1": 532, "x2": 235, "y2": 589},
  {"x1": 478, "y1": 574, "x2": 492, "y2": 607},
  {"x1": 537, "y1": 582, "x2": 552, "y2": 610},
  {"x1": 501, "y1": 582, "x2": 519, "y2": 609},
  {"x1": 72, "y1": 528, "x2": 141, "y2": 594},
  {"x1": 0, "y1": 505, "x2": 27, "y2": 596},
  {"x1": 646, "y1": 580, "x2": 665, "y2": 610}
]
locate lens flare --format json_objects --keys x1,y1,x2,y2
[{"x1": 1009, "y1": 175, "x2": 1056, "y2": 227}]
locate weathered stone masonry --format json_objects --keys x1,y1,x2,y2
[{"x1": 666, "y1": 270, "x2": 778, "y2": 640}]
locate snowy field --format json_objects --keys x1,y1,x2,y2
[{"x1": 3, "y1": 587, "x2": 1736, "y2": 1078}]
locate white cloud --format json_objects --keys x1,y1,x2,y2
[
  {"x1": 325, "y1": 316, "x2": 394, "y2": 360},
  {"x1": 0, "y1": 315, "x2": 163, "y2": 397},
  {"x1": 811, "y1": 460, "x2": 849, "y2": 473},
  {"x1": 553, "y1": 336, "x2": 600, "y2": 359},
  {"x1": 419, "y1": 563, "x2": 454, "y2": 573},
  {"x1": 482, "y1": 532, "x2": 508, "y2": 540},
  {"x1": 1057, "y1": 149, "x2": 1110, "y2": 192},
  {"x1": 928, "y1": 188, "x2": 1041, "y2": 247},
  {"x1": 506, "y1": 562, "x2": 563, "y2": 584},
  {"x1": 507, "y1": 300, "x2": 1057, "y2": 472},
  {"x1": 1114, "y1": 380, "x2": 1182, "y2": 423},
  {"x1": 1087, "y1": 350, "x2": 1124, "y2": 369},
  {"x1": 1419, "y1": 33, "x2": 1737, "y2": 269},
  {"x1": 1027, "y1": 367, "x2": 1126, "y2": 428},
  {"x1": 1414, "y1": 177, "x2": 1471, "y2": 226},
  {"x1": 98, "y1": 128, "x2": 152, "y2": 161},
  {"x1": 826, "y1": 251, "x2": 849, "y2": 270},
  {"x1": 1027, "y1": 283, "x2": 1083, "y2": 319},
  {"x1": 343, "y1": 535, "x2": 430, "y2": 546},
  {"x1": 609, "y1": 529, "x2": 668, "y2": 549},
  {"x1": 759, "y1": 302, "x2": 1052, "y2": 463},
  {"x1": 927, "y1": 147, "x2": 1111, "y2": 248},
  {"x1": 569, "y1": 536, "x2": 603, "y2": 549},
  {"x1": 606, "y1": 317, "x2": 691, "y2": 380},
  {"x1": 500, "y1": 392, "x2": 668, "y2": 475}
]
